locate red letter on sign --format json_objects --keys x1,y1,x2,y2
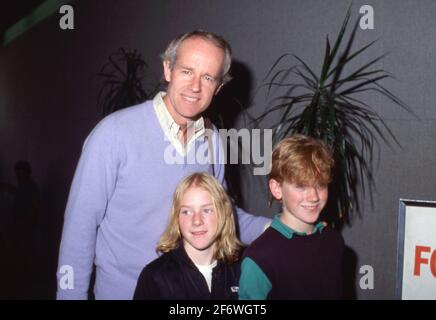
[
  {"x1": 431, "y1": 250, "x2": 436, "y2": 278},
  {"x1": 414, "y1": 246, "x2": 430, "y2": 276}
]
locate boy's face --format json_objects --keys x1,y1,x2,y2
[
  {"x1": 179, "y1": 187, "x2": 218, "y2": 261},
  {"x1": 269, "y1": 179, "x2": 328, "y2": 233}
]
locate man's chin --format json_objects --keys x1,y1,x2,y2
[
  {"x1": 183, "y1": 114, "x2": 203, "y2": 123},
  {"x1": 179, "y1": 105, "x2": 208, "y2": 118}
]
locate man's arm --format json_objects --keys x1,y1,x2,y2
[
  {"x1": 57, "y1": 116, "x2": 119, "y2": 299},
  {"x1": 234, "y1": 206, "x2": 271, "y2": 245}
]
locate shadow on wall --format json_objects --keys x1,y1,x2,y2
[
  {"x1": 205, "y1": 61, "x2": 253, "y2": 207},
  {"x1": 39, "y1": 164, "x2": 69, "y2": 298},
  {"x1": 0, "y1": 160, "x2": 43, "y2": 299},
  {"x1": 0, "y1": 160, "x2": 66, "y2": 299},
  {"x1": 0, "y1": 156, "x2": 11, "y2": 298}
]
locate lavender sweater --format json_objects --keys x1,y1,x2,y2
[{"x1": 56, "y1": 100, "x2": 270, "y2": 299}]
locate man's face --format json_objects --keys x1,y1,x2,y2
[
  {"x1": 269, "y1": 179, "x2": 328, "y2": 233},
  {"x1": 178, "y1": 187, "x2": 218, "y2": 260},
  {"x1": 163, "y1": 37, "x2": 225, "y2": 126}
]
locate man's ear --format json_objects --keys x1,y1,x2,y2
[
  {"x1": 163, "y1": 60, "x2": 172, "y2": 82},
  {"x1": 269, "y1": 179, "x2": 282, "y2": 201}
]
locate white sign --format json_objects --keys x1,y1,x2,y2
[{"x1": 396, "y1": 199, "x2": 436, "y2": 299}]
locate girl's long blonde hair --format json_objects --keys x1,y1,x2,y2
[{"x1": 156, "y1": 172, "x2": 243, "y2": 263}]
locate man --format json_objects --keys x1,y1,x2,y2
[{"x1": 57, "y1": 30, "x2": 270, "y2": 300}]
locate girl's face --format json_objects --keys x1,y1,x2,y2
[{"x1": 178, "y1": 187, "x2": 218, "y2": 261}]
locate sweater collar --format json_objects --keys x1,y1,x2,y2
[
  {"x1": 271, "y1": 214, "x2": 325, "y2": 239},
  {"x1": 172, "y1": 243, "x2": 222, "y2": 271}
]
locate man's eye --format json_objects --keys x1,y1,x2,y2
[
  {"x1": 203, "y1": 75, "x2": 213, "y2": 82},
  {"x1": 181, "y1": 70, "x2": 191, "y2": 75}
]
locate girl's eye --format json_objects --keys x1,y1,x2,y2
[{"x1": 180, "y1": 209, "x2": 191, "y2": 215}]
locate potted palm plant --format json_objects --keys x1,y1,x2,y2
[
  {"x1": 97, "y1": 48, "x2": 160, "y2": 116},
  {"x1": 255, "y1": 7, "x2": 412, "y2": 225}
]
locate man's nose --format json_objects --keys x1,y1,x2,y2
[
  {"x1": 192, "y1": 211, "x2": 204, "y2": 226},
  {"x1": 190, "y1": 75, "x2": 201, "y2": 92}
]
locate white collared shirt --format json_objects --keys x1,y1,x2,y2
[
  {"x1": 153, "y1": 92, "x2": 205, "y2": 156},
  {"x1": 195, "y1": 260, "x2": 218, "y2": 293}
]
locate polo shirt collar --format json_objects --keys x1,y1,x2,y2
[{"x1": 270, "y1": 214, "x2": 325, "y2": 239}]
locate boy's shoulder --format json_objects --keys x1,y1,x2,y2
[
  {"x1": 321, "y1": 225, "x2": 345, "y2": 247},
  {"x1": 243, "y1": 227, "x2": 284, "y2": 259}
]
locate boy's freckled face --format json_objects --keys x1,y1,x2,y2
[{"x1": 269, "y1": 179, "x2": 328, "y2": 233}]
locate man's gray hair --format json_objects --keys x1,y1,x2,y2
[{"x1": 161, "y1": 30, "x2": 232, "y2": 84}]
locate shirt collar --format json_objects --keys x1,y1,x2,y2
[
  {"x1": 173, "y1": 243, "x2": 221, "y2": 270},
  {"x1": 270, "y1": 214, "x2": 325, "y2": 239}
]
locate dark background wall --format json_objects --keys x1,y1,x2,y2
[{"x1": 1, "y1": 0, "x2": 435, "y2": 299}]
